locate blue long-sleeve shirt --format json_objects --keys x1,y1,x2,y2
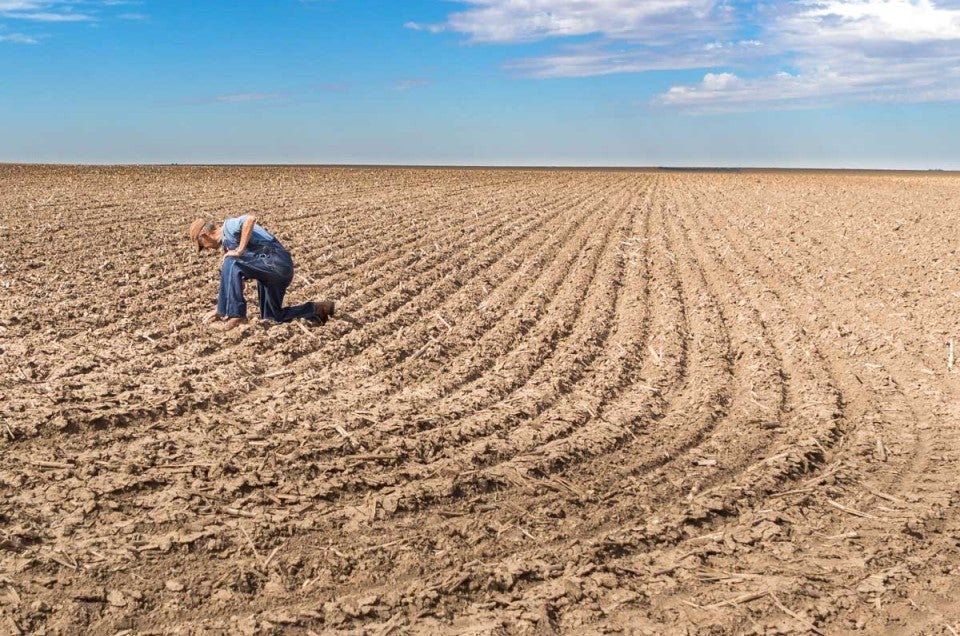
[{"x1": 221, "y1": 215, "x2": 278, "y2": 251}]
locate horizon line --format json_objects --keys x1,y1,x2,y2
[{"x1": 0, "y1": 162, "x2": 956, "y2": 174}]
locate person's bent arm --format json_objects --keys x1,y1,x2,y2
[
  {"x1": 225, "y1": 215, "x2": 257, "y2": 258},
  {"x1": 238, "y1": 215, "x2": 256, "y2": 253}
]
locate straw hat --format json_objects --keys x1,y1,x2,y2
[{"x1": 189, "y1": 218, "x2": 210, "y2": 252}]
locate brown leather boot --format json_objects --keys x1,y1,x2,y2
[{"x1": 314, "y1": 300, "x2": 336, "y2": 324}]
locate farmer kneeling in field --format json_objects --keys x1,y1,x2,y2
[{"x1": 189, "y1": 215, "x2": 335, "y2": 331}]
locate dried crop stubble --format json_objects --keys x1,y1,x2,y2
[
  {"x1": 1, "y1": 167, "x2": 959, "y2": 635},
  {"x1": 298, "y1": 180, "x2": 620, "y2": 477}
]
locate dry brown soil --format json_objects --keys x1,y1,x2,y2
[{"x1": 2, "y1": 165, "x2": 960, "y2": 635}]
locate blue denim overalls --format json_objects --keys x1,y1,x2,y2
[{"x1": 217, "y1": 229, "x2": 316, "y2": 322}]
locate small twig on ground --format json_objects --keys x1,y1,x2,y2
[
  {"x1": 44, "y1": 551, "x2": 78, "y2": 570},
  {"x1": 875, "y1": 436, "x2": 887, "y2": 462},
  {"x1": 516, "y1": 525, "x2": 536, "y2": 541},
  {"x1": 410, "y1": 337, "x2": 438, "y2": 361},
  {"x1": 155, "y1": 462, "x2": 212, "y2": 470},
  {"x1": 328, "y1": 546, "x2": 349, "y2": 559},
  {"x1": 653, "y1": 563, "x2": 682, "y2": 576},
  {"x1": 824, "y1": 531, "x2": 860, "y2": 540},
  {"x1": 771, "y1": 487, "x2": 817, "y2": 499},
  {"x1": 263, "y1": 543, "x2": 284, "y2": 569},
  {"x1": 29, "y1": 460, "x2": 74, "y2": 470},
  {"x1": 224, "y1": 507, "x2": 256, "y2": 518},
  {"x1": 361, "y1": 539, "x2": 404, "y2": 554},
  {"x1": 648, "y1": 344, "x2": 663, "y2": 366},
  {"x1": 210, "y1": 570, "x2": 233, "y2": 589},
  {"x1": 861, "y1": 484, "x2": 904, "y2": 505},
  {"x1": 334, "y1": 425, "x2": 359, "y2": 449},
  {"x1": 346, "y1": 453, "x2": 399, "y2": 462},
  {"x1": 769, "y1": 592, "x2": 824, "y2": 635},
  {"x1": 262, "y1": 369, "x2": 294, "y2": 379},
  {"x1": 704, "y1": 591, "x2": 768, "y2": 609},
  {"x1": 239, "y1": 524, "x2": 263, "y2": 563},
  {"x1": 337, "y1": 311, "x2": 363, "y2": 327},
  {"x1": 827, "y1": 498, "x2": 877, "y2": 519},
  {"x1": 295, "y1": 321, "x2": 313, "y2": 337}
]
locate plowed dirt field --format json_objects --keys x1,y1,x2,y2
[{"x1": 2, "y1": 165, "x2": 960, "y2": 635}]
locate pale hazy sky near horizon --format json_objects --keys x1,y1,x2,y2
[{"x1": 1, "y1": 0, "x2": 959, "y2": 168}]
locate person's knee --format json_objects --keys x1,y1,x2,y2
[{"x1": 221, "y1": 259, "x2": 243, "y2": 278}]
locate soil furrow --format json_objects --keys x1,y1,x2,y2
[{"x1": 3, "y1": 167, "x2": 958, "y2": 635}]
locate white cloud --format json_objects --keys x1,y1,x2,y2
[
  {"x1": 657, "y1": 70, "x2": 846, "y2": 111},
  {"x1": 3, "y1": 11, "x2": 91, "y2": 21},
  {"x1": 211, "y1": 93, "x2": 281, "y2": 103},
  {"x1": 700, "y1": 71, "x2": 741, "y2": 90},
  {"x1": 656, "y1": 0, "x2": 960, "y2": 110},
  {"x1": 508, "y1": 39, "x2": 762, "y2": 78},
  {"x1": 412, "y1": 0, "x2": 747, "y2": 80},
  {"x1": 170, "y1": 92, "x2": 284, "y2": 106},
  {"x1": 784, "y1": 0, "x2": 960, "y2": 44},
  {"x1": 0, "y1": 31, "x2": 36, "y2": 42},
  {"x1": 407, "y1": 0, "x2": 960, "y2": 108},
  {"x1": 403, "y1": 21, "x2": 444, "y2": 34},
  {"x1": 0, "y1": 1, "x2": 144, "y2": 28},
  {"x1": 410, "y1": 0, "x2": 725, "y2": 43},
  {"x1": 0, "y1": 0, "x2": 95, "y2": 20},
  {"x1": 391, "y1": 78, "x2": 430, "y2": 90},
  {"x1": 659, "y1": 58, "x2": 960, "y2": 111}
]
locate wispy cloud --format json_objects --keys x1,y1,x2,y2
[
  {"x1": 409, "y1": 0, "x2": 960, "y2": 109},
  {"x1": 508, "y1": 39, "x2": 763, "y2": 78},
  {"x1": 656, "y1": 65, "x2": 960, "y2": 113},
  {"x1": 391, "y1": 78, "x2": 430, "y2": 91},
  {"x1": 658, "y1": 0, "x2": 960, "y2": 111},
  {"x1": 224, "y1": 92, "x2": 280, "y2": 102},
  {"x1": 209, "y1": 92, "x2": 282, "y2": 104},
  {"x1": 403, "y1": 21, "x2": 444, "y2": 34},
  {"x1": 0, "y1": 31, "x2": 35, "y2": 42},
  {"x1": 407, "y1": 0, "x2": 726, "y2": 44},
  {"x1": 3, "y1": 11, "x2": 91, "y2": 21},
  {"x1": 0, "y1": 1, "x2": 47, "y2": 8},
  {"x1": 174, "y1": 92, "x2": 284, "y2": 106},
  {"x1": 0, "y1": 0, "x2": 147, "y2": 42},
  {"x1": 405, "y1": 0, "x2": 746, "y2": 79},
  {"x1": 0, "y1": 1, "x2": 94, "y2": 21}
]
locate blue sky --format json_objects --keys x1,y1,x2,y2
[{"x1": 1, "y1": 0, "x2": 958, "y2": 168}]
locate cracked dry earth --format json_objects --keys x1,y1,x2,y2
[{"x1": 1, "y1": 165, "x2": 960, "y2": 635}]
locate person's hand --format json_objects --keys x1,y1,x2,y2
[
  {"x1": 220, "y1": 249, "x2": 243, "y2": 267},
  {"x1": 202, "y1": 307, "x2": 220, "y2": 323}
]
